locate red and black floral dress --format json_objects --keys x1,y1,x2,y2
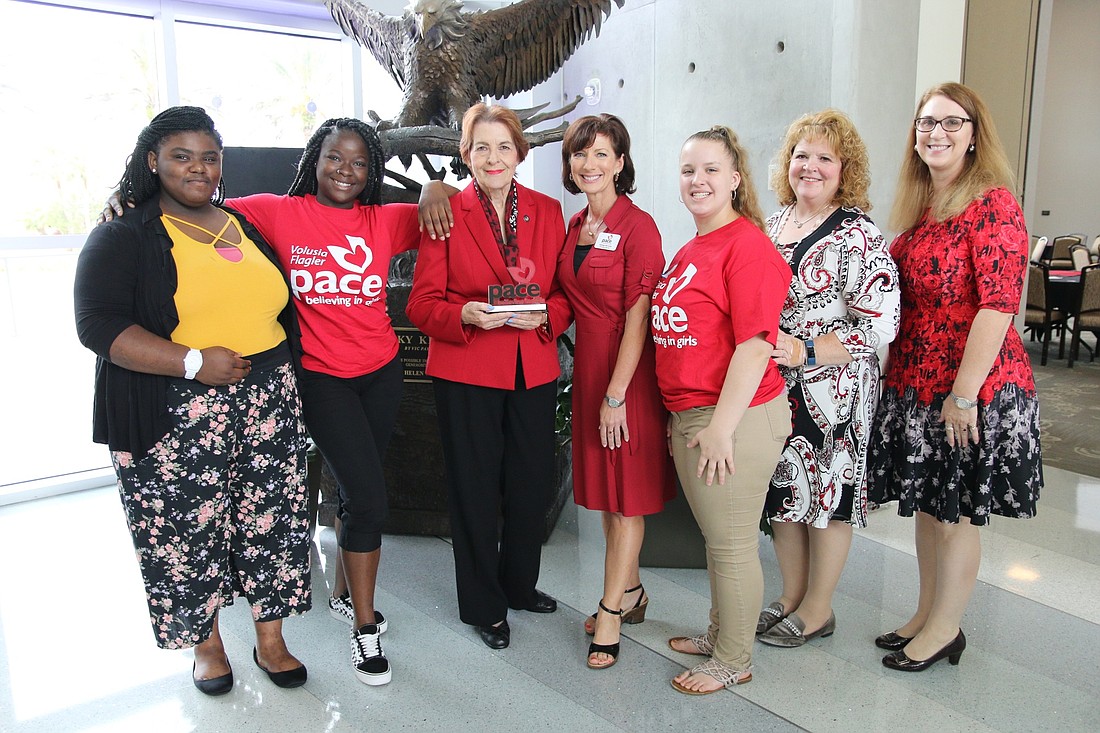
[{"x1": 868, "y1": 187, "x2": 1042, "y2": 524}]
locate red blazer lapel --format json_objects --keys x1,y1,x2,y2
[{"x1": 458, "y1": 184, "x2": 512, "y2": 285}]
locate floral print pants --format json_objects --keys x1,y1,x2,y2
[{"x1": 111, "y1": 361, "x2": 312, "y2": 649}]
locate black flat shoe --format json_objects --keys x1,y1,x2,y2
[
  {"x1": 192, "y1": 660, "x2": 233, "y2": 696},
  {"x1": 882, "y1": 630, "x2": 966, "y2": 672},
  {"x1": 478, "y1": 620, "x2": 510, "y2": 649},
  {"x1": 875, "y1": 631, "x2": 913, "y2": 651},
  {"x1": 253, "y1": 647, "x2": 308, "y2": 688},
  {"x1": 511, "y1": 590, "x2": 557, "y2": 614}
]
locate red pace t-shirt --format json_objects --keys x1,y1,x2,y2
[
  {"x1": 228, "y1": 194, "x2": 420, "y2": 377},
  {"x1": 651, "y1": 216, "x2": 792, "y2": 412}
]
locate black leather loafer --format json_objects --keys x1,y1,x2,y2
[
  {"x1": 512, "y1": 590, "x2": 557, "y2": 614},
  {"x1": 193, "y1": 661, "x2": 233, "y2": 696},
  {"x1": 253, "y1": 647, "x2": 308, "y2": 688},
  {"x1": 875, "y1": 631, "x2": 913, "y2": 651},
  {"x1": 477, "y1": 620, "x2": 510, "y2": 649}
]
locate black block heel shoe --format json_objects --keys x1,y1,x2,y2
[
  {"x1": 585, "y1": 583, "x2": 646, "y2": 636},
  {"x1": 882, "y1": 630, "x2": 965, "y2": 672},
  {"x1": 875, "y1": 631, "x2": 913, "y2": 651},
  {"x1": 587, "y1": 601, "x2": 623, "y2": 670}
]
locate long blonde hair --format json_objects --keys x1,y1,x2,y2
[
  {"x1": 890, "y1": 82, "x2": 1016, "y2": 231},
  {"x1": 770, "y1": 108, "x2": 872, "y2": 211},
  {"x1": 684, "y1": 126, "x2": 766, "y2": 232}
]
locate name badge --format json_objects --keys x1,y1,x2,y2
[{"x1": 594, "y1": 232, "x2": 620, "y2": 251}]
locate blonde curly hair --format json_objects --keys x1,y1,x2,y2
[{"x1": 769, "y1": 108, "x2": 871, "y2": 211}]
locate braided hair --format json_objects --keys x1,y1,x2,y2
[
  {"x1": 116, "y1": 106, "x2": 225, "y2": 206},
  {"x1": 288, "y1": 118, "x2": 386, "y2": 206}
]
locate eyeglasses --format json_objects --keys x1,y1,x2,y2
[{"x1": 914, "y1": 116, "x2": 972, "y2": 133}]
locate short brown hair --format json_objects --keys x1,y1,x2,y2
[
  {"x1": 459, "y1": 103, "x2": 529, "y2": 165},
  {"x1": 560, "y1": 114, "x2": 637, "y2": 195},
  {"x1": 770, "y1": 108, "x2": 872, "y2": 211}
]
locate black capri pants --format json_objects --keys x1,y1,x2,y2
[{"x1": 298, "y1": 355, "x2": 403, "y2": 553}]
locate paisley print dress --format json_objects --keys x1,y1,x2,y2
[
  {"x1": 764, "y1": 207, "x2": 900, "y2": 528},
  {"x1": 868, "y1": 188, "x2": 1042, "y2": 524}
]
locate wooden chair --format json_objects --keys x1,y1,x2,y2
[
  {"x1": 1049, "y1": 234, "x2": 1083, "y2": 270},
  {"x1": 1068, "y1": 264, "x2": 1100, "y2": 368},
  {"x1": 1024, "y1": 262, "x2": 1068, "y2": 365}
]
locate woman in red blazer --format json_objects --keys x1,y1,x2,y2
[{"x1": 407, "y1": 103, "x2": 571, "y2": 650}]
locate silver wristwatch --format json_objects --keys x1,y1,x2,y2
[
  {"x1": 604, "y1": 395, "x2": 625, "y2": 408},
  {"x1": 948, "y1": 392, "x2": 977, "y2": 410},
  {"x1": 183, "y1": 348, "x2": 203, "y2": 380}
]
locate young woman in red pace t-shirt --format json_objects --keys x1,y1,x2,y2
[
  {"x1": 229, "y1": 120, "x2": 455, "y2": 688},
  {"x1": 653, "y1": 126, "x2": 792, "y2": 694},
  {"x1": 105, "y1": 117, "x2": 453, "y2": 688}
]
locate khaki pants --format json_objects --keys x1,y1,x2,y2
[{"x1": 670, "y1": 393, "x2": 791, "y2": 670}]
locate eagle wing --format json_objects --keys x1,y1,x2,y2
[
  {"x1": 324, "y1": 0, "x2": 413, "y2": 90},
  {"x1": 467, "y1": 0, "x2": 626, "y2": 99}
]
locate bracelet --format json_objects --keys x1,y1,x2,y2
[{"x1": 804, "y1": 339, "x2": 816, "y2": 366}]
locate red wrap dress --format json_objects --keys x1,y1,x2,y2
[{"x1": 558, "y1": 195, "x2": 676, "y2": 516}]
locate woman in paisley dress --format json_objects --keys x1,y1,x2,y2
[
  {"x1": 759, "y1": 109, "x2": 900, "y2": 649},
  {"x1": 869, "y1": 82, "x2": 1042, "y2": 672}
]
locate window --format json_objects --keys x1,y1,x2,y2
[
  {"x1": 0, "y1": 3, "x2": 158, "y2": 237},
  {"x1": 176, "y1": 22, "x2": 347, "y2": 147},
  {"x1": 0, "y1": 0, "x2": 362, "y2": 498}
]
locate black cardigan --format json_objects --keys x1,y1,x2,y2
[{"x1": 74, "y1": 196, "x2": 300, "y2": 455}]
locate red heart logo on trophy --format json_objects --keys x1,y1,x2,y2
[{"x1": 507, "y1": 257, "x2": 536, "y2": 284}]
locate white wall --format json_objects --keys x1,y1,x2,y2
[
  {"x1": 538, "y1": 0, "x2": 920, "y2": 256},
  {"x1": 1027, "y1": 0, "x2": 1099, "y2": 244},
  {"x1": 915, "y1": 0, "x2": 966, "y2": 96}
]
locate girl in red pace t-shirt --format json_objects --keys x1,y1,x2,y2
[{"x1": 654, "y1": 126, "x2": 792, "y2": 695}]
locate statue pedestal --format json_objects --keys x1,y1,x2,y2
[{"x1": 315, "y1": 256, "x2": 572, "y2": 543}]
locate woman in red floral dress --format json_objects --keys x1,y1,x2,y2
[{"x1": 869, "y1": 83, "x2": 1042, "y2": 672}]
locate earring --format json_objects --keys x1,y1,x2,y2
[
  {"x1": 569, "y1": 174, "x2": 574, "y2": 182},
  {"x1": 968, "y1": 143, "x2": 975, "y2": 153},
  {"x1": 151, "y1": 168, "x2": 157, "y2": 174},
  {"x1": 678, "y1": 195, "x2": 684, "y2": 204},
  {"x1": 731, "y1": 187, "x2": 739, "y2": 202},
  {"x1": 614, "y1": 172, "x2": 620, "y2": 182}
]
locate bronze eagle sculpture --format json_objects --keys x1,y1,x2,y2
[{"x1": 325, "y1": 0, "x2": 626, "y2": 129}]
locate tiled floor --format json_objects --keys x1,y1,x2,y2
[{"x1": 1, "y1": 465, "x2": 1097, "y2": 732}]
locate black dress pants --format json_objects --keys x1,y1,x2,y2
[{"x1": 433, "y1": 370, "x2": 556, "y2": 626}]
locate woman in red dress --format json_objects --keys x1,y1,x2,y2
[
  {"x1": 869, "y1": 83, "x2": 1042, "y2": 672},
  {"x1": 556, "y1": 115, "x2": 675, "y2": 670}
]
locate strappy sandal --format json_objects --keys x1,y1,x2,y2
[
  {"x1": 756, "y1": 600, "x2": 787, "y2": 635},
  {"x1": 671, "y1": 658, "x2": 753, "y2": 695},
  {"x1": 586, "y1": 601, "x2": 622, "y2": 670},
  {"x1": 585, "y1": 583, "x2": 647, "y2": 636},
  {"x1": 666, "y1": 633, "x2": 714, "y2": 656}
]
